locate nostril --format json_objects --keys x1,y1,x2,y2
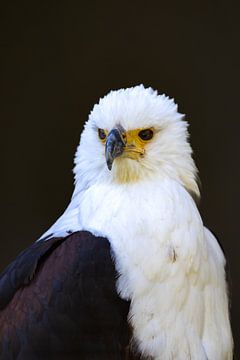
[{"x1": 119, "y1": 131, "x2": 127, "y2": 144}]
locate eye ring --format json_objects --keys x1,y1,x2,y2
[
  {"x1": 138, "y1": 128, "x2": 154, "y2": 141},
  {"x1": 98, "y1": 128, "x2": 106, "y2": 140}
]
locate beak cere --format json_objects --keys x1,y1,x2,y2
[{"x1": 105, "y1": 127, "x2": 126, "y2": 170}]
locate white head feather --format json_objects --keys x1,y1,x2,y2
[{"x1": 74, "y1": 84, "x2": 199, "y2": 198}]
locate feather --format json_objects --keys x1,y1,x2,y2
[{"x1": 0, "y1": 232, "x2": 132, "y2": 359}]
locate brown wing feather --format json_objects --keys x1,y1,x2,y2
[{"x1": 0, "y1": 231, "x2": 143, "y2": 359}]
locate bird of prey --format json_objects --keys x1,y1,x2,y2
[{"x1": 0, "y1": 85, "x2": 233, "y2": 359}]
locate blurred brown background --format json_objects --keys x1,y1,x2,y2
[{"x1": 0, "y1": 0, "x2": 239, "y2": 356}]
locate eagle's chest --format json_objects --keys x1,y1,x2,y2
[
  {"x1": 79, "y1": 181, "x2": 184, "y2": 289},
  {"x1": 78, "y1": 182, "x2": 208, "y2": 359},
  {"x1": 79, "y1": 181, "x2": 175, "y2": 245}
]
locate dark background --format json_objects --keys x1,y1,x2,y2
[{"x1": 1, "y1": 0, "x2": 239, "y2": 356}]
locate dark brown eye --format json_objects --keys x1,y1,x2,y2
[
  {"x1": 98, "y1": 128, "x2": 106, "y2": 140},
  {"x1": 138, "y1": 128, "x2": 154, "y2": 141}
]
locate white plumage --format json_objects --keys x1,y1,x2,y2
[{"x1": 41, "y1": 85, "x2": 233, "y2": 359}]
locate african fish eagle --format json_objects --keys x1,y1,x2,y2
[{"x1": 0, "y1": 85, "x2": 233, "y2": 359}]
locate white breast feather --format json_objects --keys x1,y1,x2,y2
[{"x1": 77, "y1": 178, "x2": 233, "y2": 360}]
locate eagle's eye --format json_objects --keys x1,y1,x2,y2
[
  {"x1": 98, "y1": 128, "x2": 107, "y2": 140},
  {"x1": 138, "y1": 128, "x2": 154, "y2": 141}
]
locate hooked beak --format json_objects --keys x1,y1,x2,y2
[{"x1": 105, "y1": 126, "x2": 126, "y2": 170}]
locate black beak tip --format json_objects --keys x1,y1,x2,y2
[{"x1": 107, "y1": 160, "x2": 112, "y2": 171}]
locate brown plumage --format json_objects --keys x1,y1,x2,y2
[{"x1": 0, "y1": 231, "x2": 144, "y2": 359}]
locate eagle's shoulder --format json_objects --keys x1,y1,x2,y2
[
  {"x1": 0, "y1": 231, "x2": 116, "y2": 310},
  {"x1": 0, "y1": 231, "x2": 132, "y2": 358}
]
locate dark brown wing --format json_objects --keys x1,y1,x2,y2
[{"x1": 0, "y1": 231, "x2": 133, "y2": 360}]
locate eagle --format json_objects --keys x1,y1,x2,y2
[{"x1": 0, "y1": 85, "x2": 233, "y2": 359}]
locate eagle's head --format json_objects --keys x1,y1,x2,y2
[{"x1": 74, "y1": 85, "x2": 199, "y2": 199}]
